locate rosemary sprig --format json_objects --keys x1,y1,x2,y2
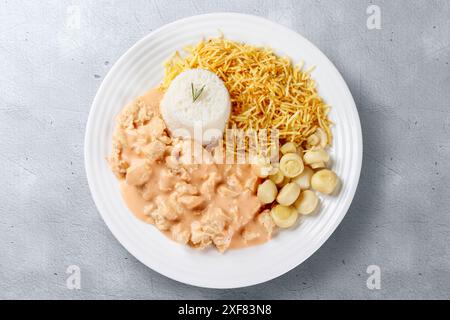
[{"x1": 191, "y1": 83, "x2": 205, "y2": 103}]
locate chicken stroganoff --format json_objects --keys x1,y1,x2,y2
[{"x1": 109, "y1": 37, "x2": 340, "y2": 253}]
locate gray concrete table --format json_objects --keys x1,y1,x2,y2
[{"x1": 1, "y1": 0, "x2": 449, "y2": 299}]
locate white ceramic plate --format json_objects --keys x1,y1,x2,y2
[{"x1": 85, "y1": 13, "x2": 362, "y2": 289}]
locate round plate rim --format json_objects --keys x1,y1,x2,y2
[{"x1": 84, "y1": 12, "x2": 363, "y2": 289}]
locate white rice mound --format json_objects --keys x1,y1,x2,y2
[{"x1": 160, "y1": 69, "x2": 231, "y2": 145}]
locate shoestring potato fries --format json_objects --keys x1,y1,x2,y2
[{"x1": 162, "y1": 37, "x2": 333, "y2": 147}]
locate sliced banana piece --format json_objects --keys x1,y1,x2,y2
[
  {"x1": 269, "y1": 170, "x2": 284, "y2": 185},
  {"x1": 257, "y1": 180, "x2": 278, "y2": 204},
  {"x1": 280, "y1": 142, "x2": 297, "y2": 155},
  {"x1": 295, "y1": 190, "x2": 319, "y2": 215},
  {"x1": 310, "y1": 162, "x2": 326, "y2": 170},
  {"x1": 292, "y1": 166, "x2": 314, "y2": 189},
  {"x1": 316, "y1": 128, "x2": 328, "y2": 149},
  {"x1": 311, "y1": 169, "x2": 339, "y2": 195},
  {"x1": 271, "y1": 205, "x2": 299, "y2": 228},
  {"x1": 276, "y1": 183, "x2": 301, "y2": 206},
  {"x1": 279, "y1": 153, "x2": 304, "y2": 178},
  {"x1": 307, "y1": 134, "x2": 320, "y2": 148},
  {"x1": 252, "y1": 155, "x2": 275, "y2": 178},
  {"x1": 303, "y1": 149, "x2": 329, "y2": 165},
  {"x1": 307, "y1": 128, "x2": 328, "y2": 150}
]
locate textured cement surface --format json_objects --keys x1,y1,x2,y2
[{"x1": 1, "y1": 0, "x2": 449, "y2": 300}]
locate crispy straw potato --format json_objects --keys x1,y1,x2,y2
[{"x1": 162, "y1": 37, "x2": 332, "y2": 147}]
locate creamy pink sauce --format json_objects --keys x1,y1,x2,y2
[
  {"x1": 111, "y1": 88, "x2": 273, "y2": 252},
  {"x1": 120, "y1": 165, "x2": 269, "y2": 249}
]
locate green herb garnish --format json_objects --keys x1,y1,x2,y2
[{"x1": 191, "y1": 83, "x2": 205, "y2": 103}]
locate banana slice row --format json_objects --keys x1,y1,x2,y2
[{"x1": 255, "y1": 140, "x2": 340, "y2": 229}]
